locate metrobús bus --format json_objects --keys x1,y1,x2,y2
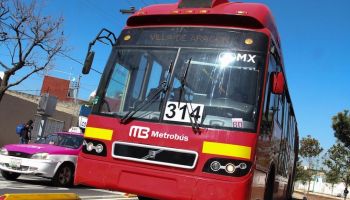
[{"x1": 74, "y1": 0, "x2": 299, "y2": 199}]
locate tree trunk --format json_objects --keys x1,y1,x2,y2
[
  {"x1": 0, "y1": 71, "x2": 11, "y2": 103},
  {"x1": 0, "y1": 89, "x2": 5, "y2": 102}
]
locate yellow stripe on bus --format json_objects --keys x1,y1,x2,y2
[
  {"x1": 202, "y1": 141, "x2": 251, "y2": 159},
  {"x1": 84, "y1": 127, "x2": 113, "y2": 141}
]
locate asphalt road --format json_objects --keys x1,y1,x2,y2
[
  {"x1": 1, "y1": 174, "x2": 334, "y2": 200},
  {"x1": 0, "y1": 174, "x2": 138, "y2": 200}
]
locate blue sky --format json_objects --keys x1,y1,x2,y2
[{"x1": 3, "y1": 0, "x2": 350, "y2": 152}]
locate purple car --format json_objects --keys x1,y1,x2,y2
[{"x1": 0, "y1": 132, "x2": 83, "y2": 187}]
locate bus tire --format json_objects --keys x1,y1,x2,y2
[
  {"x1": 264, "y1": 168, "x2": 275, "y2": 200},
  {"x1": 1, "y1": 170, "x2": 21, "y2": 180},
  {"x1": 52, "y1": 162, "x2": 75, "y2": 187}
]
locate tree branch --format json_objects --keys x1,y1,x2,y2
[
  {"x1": 0, "y1": 0, "x2": 9, "y2": 20},
  {"x1": 14, "y1": 19, "x2": 25, "y2": 63},
  {"x1": 0, "y1": 60, "x2": 10, "y2": 70},
  {"x1": 5, "y1": 66, "x2": 44, "y2": 90},
  {"x1": 22, "y1": 40, "x2": 37, "y2": 62},
  {"x1": 6, "y1": 45, "x2": 60, "y2": 90}
]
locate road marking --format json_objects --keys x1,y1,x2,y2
[
  {"x1": 88, "y1": 188, "x2": 123, "y2": 195},
  {"x1": 0, "y1": 176, "x2": 137, "y2": 199},
  {"x1": 81, "y1": 198, "x2": 138, "y2": 200},
  {"x1": 79, "y1": 195, "x2": 123, "y2": 199}
]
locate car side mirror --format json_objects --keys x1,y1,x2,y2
[
  {"x1": 271, "y1": 72, "x2": 285, "y2": 95},
  {"x1": 82, "y1": 51, "x2": 95, "y2": 74}
]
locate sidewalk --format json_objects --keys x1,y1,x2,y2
[{"x1": 294, "y1": 190, "x2": 346, "y2": 200}]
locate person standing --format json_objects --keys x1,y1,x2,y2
[{"x1": 20, "y1": 120, "x2": 34, "y2": 144}]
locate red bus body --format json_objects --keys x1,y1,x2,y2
[{"x1": 75, "y1": 1, "x2": 299, "y2": 199}]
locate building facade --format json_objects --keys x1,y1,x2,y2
[{"x1": 0, "y1": 91, "x2": 80, "y2": 147}]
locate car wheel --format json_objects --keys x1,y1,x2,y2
[
  {"x1": 1, "y1": 170, "x2": 21, "y2": 180},
  {"x1": 53, "y1": 163, "x2": 74, "y2": 187}
]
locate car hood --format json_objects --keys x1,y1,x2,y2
[{"x1": 4, "y1": 144, "x2": 80, "y2": 155}]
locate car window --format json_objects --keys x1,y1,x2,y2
[{"x1": 35, "y1": 133, "x2": 83, "y2": 149}]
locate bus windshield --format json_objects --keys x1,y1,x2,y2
[{"x1": 94, "y1": 27, "x2": 268, "y2": 132}]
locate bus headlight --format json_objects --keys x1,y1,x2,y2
[
  {"x1": 239, "y1": 162, "x2": 247, "y2": 170},
  {"x1": 86, "y1": 142, "x2": 94, "y2": 151},
  {"x1": 82, "y1": 139, "x2": 107, "y2": 156},
  {"x1": 95, "y1": 144, "x2": 104, "y2": 153},
  {"x1": 225, "y1": 163, "x2": 235, "y2": 173},
  {"x1": 210, "y1": 161, "x2": 221, "y2": 171},
  {"x1": 203, "y1": 158, "x2": 251, "y2": 177}
]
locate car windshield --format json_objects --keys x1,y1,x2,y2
[
  {"x1": 94, "y1": 27, "x2": 268, "y2": 131},
  {"x1": 36, "y1": 133, "x2": 84, "y2": 149}
]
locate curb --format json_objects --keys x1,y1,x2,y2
[
  {"x1": 1, "y1": 193, "x2": 80, "y2": 200},
  {"x1": 124, "y1": 193, "x2": 138, "y2": 198}
]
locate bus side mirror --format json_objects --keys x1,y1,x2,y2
[
  {"x1": 82, "y1": 51, "x2": 95, "y2": 75},
  {"x1": 272, "y1": 72, "x2": 285, "y2": 95}
]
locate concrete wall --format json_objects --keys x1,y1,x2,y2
[
  {"x1": 0, "y1": 91, "x2": 80, "y2": 147},
  {"x1": 295, "y1": 180, "x2": 347, "y2": 197}
]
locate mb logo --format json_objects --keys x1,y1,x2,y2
[{"x1": 129, "y1": 126, "x2": 150, "y2": 139}]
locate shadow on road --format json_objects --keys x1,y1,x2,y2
[{"x1": 14, "y1": 176, "x2": 87, "y2": 189}]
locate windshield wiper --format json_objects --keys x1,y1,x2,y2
[
  {"x1": 178, "y1": 57, "x2": 191, "y2": 107},
  {"x1": 120, "y1": 61, "x2": 174, "y2": 124},
  {"x1": 186, "y1": 102, "x2": 201, "y2": 134},
  {"x1": 177, "y1": 58, "x2": 201, "y2": 134}
]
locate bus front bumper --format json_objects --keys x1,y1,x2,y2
[{"x1": 75, "y1": 156, "x2": 252, "y2": 200}]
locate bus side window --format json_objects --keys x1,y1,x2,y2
[
  {"x1": 276, "y1": 95, "x2": 283, "y2": 126},
  {"x1": 273, "y1": 53, "x2": 284, "y2": 126},
  {"x1": 261, "y1": 53, "x2": 277, "y2": 135}
]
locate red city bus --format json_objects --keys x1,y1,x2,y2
[{"x1": 74, "y1": 0, "x2": 299, "y2": 199}]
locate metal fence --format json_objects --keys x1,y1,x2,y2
[{"x1": 31, "y1": 114, "x2": 65, "y2": 140}]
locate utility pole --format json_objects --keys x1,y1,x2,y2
[{"x1": 76, "y1": 75, "x2": 81, "y2": 103}]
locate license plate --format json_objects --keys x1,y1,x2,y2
[{"x1": 9, "y1": 158, "x2": 21, "y2": 168}]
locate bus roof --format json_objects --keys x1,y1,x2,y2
[{"x1": 127, "y1": 0, "x2": 280, "y2": 47}]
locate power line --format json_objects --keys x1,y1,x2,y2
[
  {"x1": 79, "y1": 0, "x2": 116, "y2": 26},
  {"x1": 139, "y1": 0, "x2": 148, "y2": 6},
  {"x1": 10, "y1": 89, "x2": 41, "y2": 92},
  {"x1": 125, "y1": 0, "x2": 134, "y2": 7}
]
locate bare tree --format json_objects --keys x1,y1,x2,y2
[{"x1": 0, "y1": 0, "x2": 65, "y2": 102}]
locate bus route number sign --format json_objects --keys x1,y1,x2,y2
[{"x1": 163, "y1": 101, "x2": 204, "y2": 124}]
